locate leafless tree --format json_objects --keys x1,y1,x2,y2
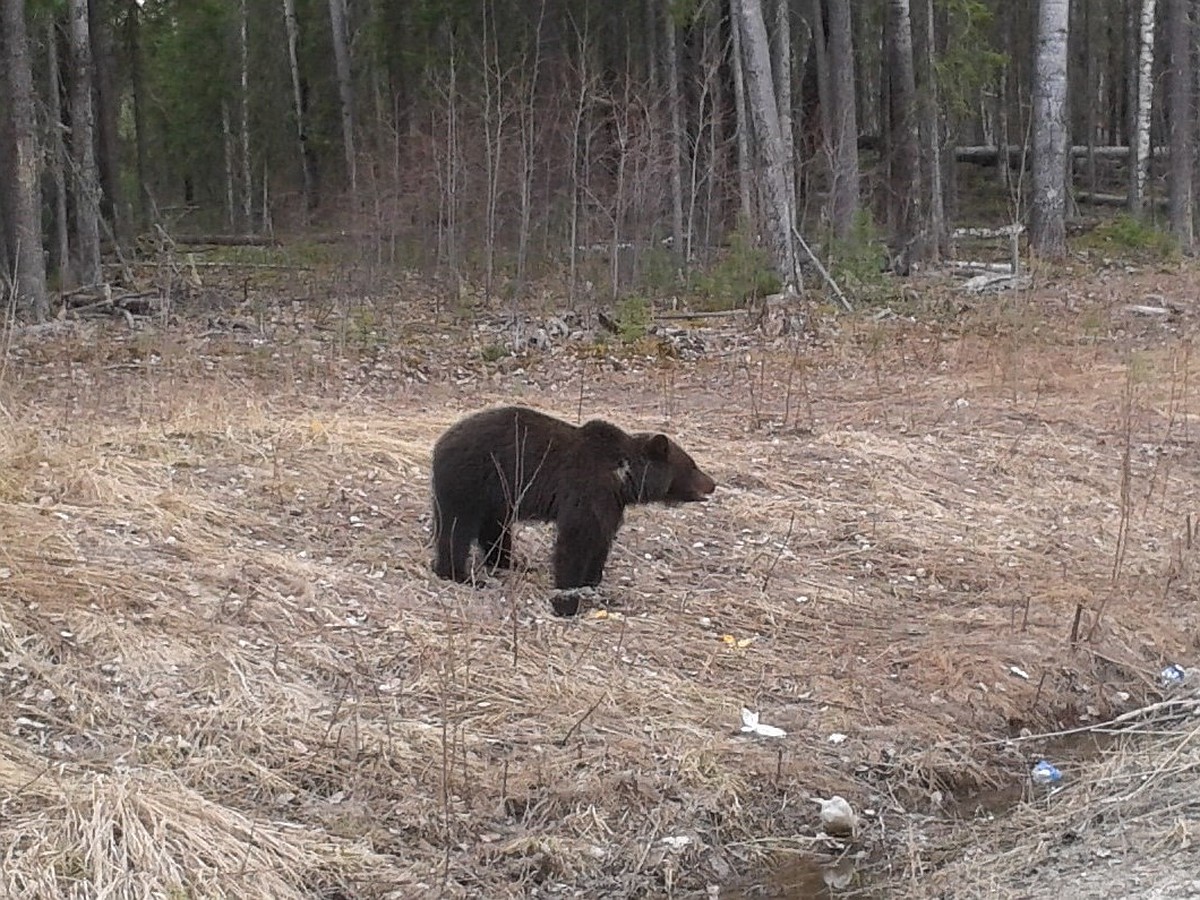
[
  {"x1": 806, "y1": 0, "x2": 832, "y2": 161},
  {"x1": 513, "y1": 1, "x2": 547, "y2": 299},
  {"x1": 1167, "y1": 0, "x2": 1192, "y2": 243},
  {"x1": 328, "y1": 0, "x2": 357, "y2": 197},
  {"x1": 479, "y1": 0, "x2": 508, "y2": 302},
  {"x1": 125, "y1": 2, "x2": 150, "y2": 225},
  {"x1": 771, "y1": 0, "x2": 795, "y2": 216},
  {"x1": 665, "y1": 4, "x2": 686, "y2": 267},
  {"x1": 729, "y1": 6, "x2": 755, "y2": 228},
  {"x1": 89, "y1": 0, "x2": 121, "y2": 238},
  {"x1": 431, "y1": 46, "x2": 463, "y2": 295},
  {"x1": 885, "y1": 0, "x2": 922, "y2": 272},
  {"x1": 1127, "y1": 0, "x2": 1156, "y2": 216},
  {"x1": 826, "y1": 0, "x2": 860, "y2": 237},
  {"x1": 732, "y1": 0, "x2": 799, "y2": 288},
  {"x1": 69, "y1": 0, "x2": 102, "y2": 285},
  {"x1": 687, "y1": 15, "x2": 725, "y2": 263},
  {"x1": 282, "y1": 0, "x2": 315, "y2": 215},
  {"x1": 46, "y1": 21, "x2": 71, "y2": 287},
  {"x1": 566, "y1": 25, "x2": 597, "y2": 304},
  {"x1": 1031, "y1": 0, "x2": 1070, "y2": 257},
  {"x1": 913, "y1": 0, "x2": 945, "y2": 258},
  {"x1": 239, "y1": 0, "x2": 253, "y2": 230},
  {"x1": 2, "y1": 0, "x2": 48, "y2": 319}
]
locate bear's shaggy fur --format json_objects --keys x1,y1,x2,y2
[{"x1": 430, "y1": 406, "x2": 716, "y2": 590}]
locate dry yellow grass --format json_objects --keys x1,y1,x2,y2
[{"x1": 1, "y1": 267, "x2": 1199, "y2": 897}]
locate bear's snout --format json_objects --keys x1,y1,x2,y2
[{"x1": 674, "y1": 469, "x2": 716, "y2": 502}]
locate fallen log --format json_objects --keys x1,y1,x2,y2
[
  {"x1": 955, "y1": 144, "x2": 1167, "y2": 166},
  {"x1": 1075, "y1": 191, "x2": 1167, "y2": 208},
  {"x1": 62, "y1": 286, "x2": 161, "y2": 318},
  {"x1": 171, "y1": 234, "x2": 281, "y2": 247}
]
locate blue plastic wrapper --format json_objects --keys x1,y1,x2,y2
[
  {"x1": 1160, "y1": 664, "x2": 1187, "y2": 688},
  {"x1": 1031, "y1": 760, "x2": 1062, "y2": 785}
]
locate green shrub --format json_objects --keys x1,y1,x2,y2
[
  {"x1": 638, "y1": 243, "x2": 679, "y2": 293},
  {"x1": 822, "y1": 211, "x2": 904, "y2": 307},
  {"x1": 690, "y1": 226, "x2": 781, "y2": 310},
  {"x1": 825, "y1": 211, "x2": 889, "y2": 285},
  {"x1": 480, "y1": 344, "x2": 509, "y2": 363},
  {"x1": 1082, "y1": 214, "x2": 1178, "y2": 260},
  {"x1": 615, "y1": 295, "x2": 651, "y2": 342}
]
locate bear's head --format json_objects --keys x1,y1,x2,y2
[{"x1": 632, "y1": 433, "x2": 717, "y2": 504}]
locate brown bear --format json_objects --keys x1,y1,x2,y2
[{"x1": 430, "y1": 406, "x2": 716, "y2": 599}]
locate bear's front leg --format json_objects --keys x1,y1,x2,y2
[
  {"x1": 433, "y1": 511, "x2": 476, "y2": 583},
  {"x1": 552, "y1": 511, "x2": 615, "y2": 589}
]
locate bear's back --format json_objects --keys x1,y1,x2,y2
[{"x1": 432, "y1": 406, "x2": 585, "y2": 502}]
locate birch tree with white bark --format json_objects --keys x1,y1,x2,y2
[
  {"x1": 1127, "y1": 0, "x2": 1156, "y2": 216},
  {"x1": 1030, "y1": 0, "x2": 1070, "y2": 257}
]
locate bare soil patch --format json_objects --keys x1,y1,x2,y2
[{"x1": 2, "y1": 263, "x2": 1199, "y2": 898}]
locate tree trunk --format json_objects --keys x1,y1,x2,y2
[
  {"x1": 885, "y1": 0, "x2": 922, "y2": 272},
  {"x1": 698, "y1": 11, "x2": 723, "y2": 261},
  {"x1": 239, "y1": 0, "x2": 253, "y2": 231},
  {"x1": 645, "y1": 0, "x2": 660, "y2": 92},
  {"x1": 514, "y1": 0, "x2": 546, "y2": 299},
  {"x1": 729, "y1": 6, "x2": 755, "y2": 228},
  {"x1": 282, "y1": 0, "x2": 315, "y2": 214},
  {"x1": 851, "y1": 0, "x2": 872, "y2": 138},
  {"x1": 1125, "y1": 0, "x2": 1138, "y2": 157},
  {"x1": 1085, "y1": 0, "x2": 1099, "y2": 198},
  {"x1": 666, "y1": 5, "x2": 686, "y2": 267},
  {"x1": 88, "y1": 0, "x2": 121, "y2": 239},
  {"x1": 480, "y1": 2, "x2": 505, "y2": 303},
  {"x1": 807, "y1": 0, "x2": 833, "y2": 165},
  {"x1": 610, "y1": 81, "x2": 633, "y2": 300},
  {"x1": 1031, "y1": 0, "x2": 1070, "y2": 258},
  {"x1": 2, "y1": 0, "x2": 48, "y2": 320},
  {"x1": 1167, "y1": 0, "x2": 1192, "y2": 243},
  {"x1": 69, "y1": 0, "x2": 102, "y2": 286},
  {"x1": 567, "y1": 29, "x2": 594, "y2": 304},
  {"x1": 827, "y1": 0, "x2": 860, "y2": 238},
  {"x1": 1192, "y1": 0, "x2": 1200, "y2": 219},
  {"x1": 996, "y1": 70, "x2": 1011, "y2": 189},
  {"x1": 328, "y1": 0, "x2": 357, "y2": 197},
  {"x1": 47, "y1": 20, "x2": 71, "y2": 287},
  {"x1": 222, "y1": 101, "x2": 236, "y2": 229},
  {"x1": 1128, "y1": 0, "x2": 1157, "y2": 215},
  {"x1": 912, "y1": 0, "x2": 945, "y2": 259},
  {"x1": 771, "y1": 0, "x2": 795, "y2": 217},
  {"x1": 733, "y1": 0, "x2": 799, "y2": 289},
  {"x1": 126, "y1": 2, "x2": 150, "y2": 226}
]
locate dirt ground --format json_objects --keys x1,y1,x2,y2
[{"x1": 2, "y1": 258, "x2": 1199, "y2": 898}]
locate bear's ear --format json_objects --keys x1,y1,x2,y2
[{"x1": 646, "y1": 434, "x2": 670, "y2": 460}]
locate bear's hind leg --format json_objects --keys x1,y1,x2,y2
[{"x1": 478, "y1": 518, "x2": 514, "y2": 571}]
